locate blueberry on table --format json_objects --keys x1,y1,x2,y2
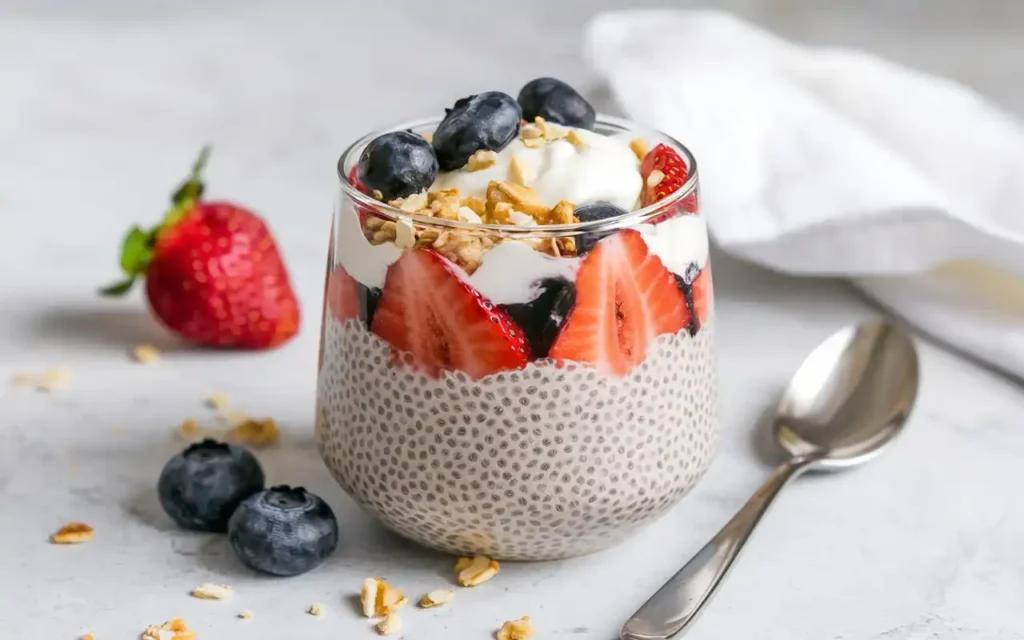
[
  {"x1": 228, "y1": 485, "x2": 339, "y2": 577},
  {"x1": 517, "y1": 77, "x2": 596, "y2": 130},
  {"x1": 432, "y1": 92, "x2": 522, "y2": 171},
  {"x1": 574, "y1": 202, "x2": 628, "y2": 253},
  {"x1": 357, "y1": 130, "x2": 438, "y2": 201},
  {"x1": 157, "y1": 439, "x2": 265, "y2": 533}
]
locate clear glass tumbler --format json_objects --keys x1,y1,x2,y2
[{"x1": 316, "y1": 116, "x2": 718, "y2": 561}]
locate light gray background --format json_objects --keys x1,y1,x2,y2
[{"x1": 2, "y1": 1, "x2": 1023, "y2": 638}]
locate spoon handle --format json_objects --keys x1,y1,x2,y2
[{"x1": 620, "y1": 458, "x2": 811, "y2": 640}]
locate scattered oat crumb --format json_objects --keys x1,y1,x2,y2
[
  {"x1": 131, "y1": 344, "x2": 161, "y2": 364},
  {"x1": 109, "y1": 424, "x2": 124, "y2": 432},
  {"x1": 205, "y1": 393, "x2": 229, "y2": 409},
  {"x1": 361, "y1": 578, "x2": 408, "y2": 618},
  {"x1": 50, "y1": 522, "x2": 94, "y2": 544},
  {"x1": 629, "y1": 137, "x2": 649, "y2": 161},
  {"x1": 467, "y1": 149, "x2": 498, "y2": 172},
  {"x1": 522, "y1": 137, "x2": 546, "y2": 149},
  {"x1": 455, "y1": 555, "x2": 500, "y2": 587},
  {"x1": 177, "y1": 418, "x2": 201, "y2": 440},
  {"x1": 237, "y1": 611, "x2": 253, "y2": 620},
  {"x1": 421, "y1": 132, "x2": 433, "y2": 143},
  {"x1": 371, "y1": 189, "x2": 384, "y2": 201},
  {"x1": 497, "y1": 616, "x2": 536, "y2": 640},
  {"x1": 419, "y1": 589, "x2": 454, "y2": 608},
  {"x1": 375, "y1": 613, "x2": 403, "y2": 636},
  {"x1": 80, "y1": 633, "x2": 95, "y2": 640},
  {"x1": 646, "y1": 169, "x2": 665, "y2": 189},
  {"x1": 141, "y1": 619, "x2": 194, "y2": 640},
  {"x1": 191, "y1": 583, "x2": 232, "y2": 600},
  {"x1": 14, "y1": 367, "x2": 73, "y2": 392},
  {"x1": 226, "y1": 418, "x2": 279, "y2": 447},
  {"x1": 307, "y1": 603, "x2": 325, "y2": 617}
]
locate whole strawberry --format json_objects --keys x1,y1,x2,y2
[{"x1": 102, "y1": 147, "x2": 300, "y2": 349}]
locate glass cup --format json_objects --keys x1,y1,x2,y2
[{"x1": 316, "y1": 116, "x2": 718, "y2": 561}]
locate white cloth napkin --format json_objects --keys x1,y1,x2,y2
[{"x1": 585, "y1": 9, "x2": 1024, "y2": 379}]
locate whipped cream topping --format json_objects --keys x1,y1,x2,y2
[{"x1": 430, "y1": 129, "x2": 643, "y2": 211}]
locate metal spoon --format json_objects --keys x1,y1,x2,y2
[{"x1": 620, "y1": 320, "x2": 919, "y2": 640}]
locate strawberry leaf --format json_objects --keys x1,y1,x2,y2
[
  {"x1": 170, "y1": 145, "x2": 210, "y2": 208},
  {"x1": 98, "y1": 277, "x2": 137, "y2": 297},
  {"x1": 100, "y1": 145, "x2": 210, "y2": 299},
  {"x1": 120, "y1": 226, "x2": 153, "y2": 275}
]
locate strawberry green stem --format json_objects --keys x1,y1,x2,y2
[{"x1": 99, "y1": 145, "x2": 212, "y2": 297}]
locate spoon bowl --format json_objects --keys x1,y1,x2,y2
[
  {"x1": 621, "y1": 319, "x2": 919, "y2": 640},
  {"x1": 774, "y1": 320, "x2": 919, "y2": 470}
]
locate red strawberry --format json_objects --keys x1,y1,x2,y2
[
  {"x1": 101, "y1": 147, "x2": 300, "y2": 349},
  {"x1": 640, "y1": 143, "x2": 697, "y2": 214},
  {"x1": 326, "y1": 265, "x2": 361, "y2": 322},
  {"x1": 347, "y1": 165, "x2": 368, "y2": 194},
  {"x1": 371, "y1": 249, "x2": 528, "y2": 379},
  {"x1": 347, "y1": 164, "x2": 379, "y2": 226},
  {"x1": 690, "y1": 263, "x2": 712, "y2": 332},
  {"x1": 549, "y1": 230, "x2": 690, "y2": 375}
]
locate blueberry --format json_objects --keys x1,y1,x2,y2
[
  {"x1": 432, "y1": 92, "x2": 521, "y2": 171},
  {"x1": 517, "y1": 77, "x2": 596, "y2": 130},
  {"x1": 157, "y1": 439, "x2": 265, "y2": 533},
  {"x1": 357, "y1": 130, "x2": 438, "y2": 201},
  {"x1": 359, "y1": 284, "x2": 382, "y2": 331},
  {"x1": 673, "y1": 262, "x2": 701, "y2": 336},
  {"x1": 543, "y1": 282, "x2": 577, "y2": 349},
  {"x1": 574, "y1": 202, "x2": 628, "y2": 253},
  {"x1": 499, "y1": 278, "x2": 570, "y2": 358},
  {"x1": 228, "y1": 485, "x2": 339, "y2": 577}
]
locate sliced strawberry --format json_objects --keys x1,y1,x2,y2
[
  {"x1": 326, "y1": 264, "x2": 361, "y2": 322},
  {"x1": 371, "y1": 249, "x2": 529, "y2": 379},
  {"x1": 549, "y1": 230, "x2": 690, "y2": 375},
  {"x1": 690, "y1": 263, "x2": 712, "y2": 334},
  {"x1": 641, "y1": 143, "x2": 697, "y2": 216}
]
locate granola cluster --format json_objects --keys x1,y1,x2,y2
[{"x1": 358, "y1": 117, "x2": 613, "y2": 273}]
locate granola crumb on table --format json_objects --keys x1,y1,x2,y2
[
  {"x1": 497, "y1": 616, "x2": 537, "y2": 640},
  {"x1": 50, "y1": 522, "x2": 94, "y2": 544},
  {"x1": 190, "y1": 583, "x2": 232, "y2": 600},
  {"x1": 360, "y1": 577, "x2": 408, "y2": 618},
  {"x1": 455, "y1": 555, "x2": 500, "y2": 587}
]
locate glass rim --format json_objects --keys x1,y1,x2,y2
[{"x1": 335, "y1": 114, "x2": 698, "y2": 237}]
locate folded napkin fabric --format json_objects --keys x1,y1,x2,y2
[{"x1": 585, "y1": 10, "x2": 1024, "y2": 378}]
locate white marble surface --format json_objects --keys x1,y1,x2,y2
[{"x1": 2, "y1": 1, "x2": 1024, "y2": 638}]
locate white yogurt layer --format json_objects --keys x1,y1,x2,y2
[
  {"x1": 335, "y1": 202, "x2": 709, "y2": 306},
  {"x1": 430, "y1": 128, "x2": 643, "y2": 211}
]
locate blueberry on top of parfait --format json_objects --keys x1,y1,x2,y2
[
  {"x1": 517, "y1": 77, "x2": 596, "y2": 130},
  {"x1": 432, "y1": 92, "x2": 522, "y2": 171},
  {"x1": 357, "y1": 130, "x2": 438, "y2": 201}
]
